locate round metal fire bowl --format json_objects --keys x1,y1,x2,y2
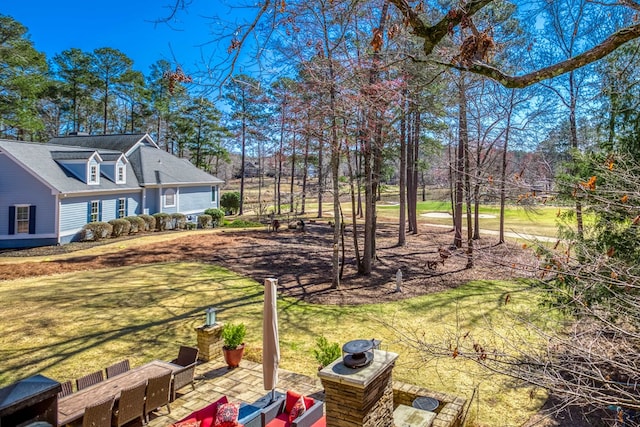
[
  {"x1": 342, "y1": 339, "x2": 374, "y2": 354},
  {"x1": 343, "y1": 351, "x2": 374, "y2": 368}
]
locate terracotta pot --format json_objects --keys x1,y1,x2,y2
[{"x1": 223, "y1": 344, "x2": 245, "y2": 368}]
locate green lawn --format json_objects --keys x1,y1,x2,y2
[
  {"x1": 300, "y1": 197, "x2": 565, "y2": 240},
  {"x1": 0, "y1": 262, "x2": 560, "y2": 426},
  {"x1": 378, "y1": 200, "x2": 565, "y2": 239}
]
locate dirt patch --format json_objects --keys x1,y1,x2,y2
[{"x1": 0, "y1": 223, "x2": 535, "y2": 305}]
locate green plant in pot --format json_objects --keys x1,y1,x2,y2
[{"x1": 222, "y1": 322, "x2": 246, "y2": 368}]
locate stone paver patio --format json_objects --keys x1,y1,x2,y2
[
  {"x1": 148, "y1": 357, "x2": 325, "y2": 426},
  {"x1": 145, "y1": 354, "x2": 465, "y2": 427}
]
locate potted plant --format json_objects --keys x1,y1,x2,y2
[{"x1": 222, "y1": 322, "x2": 246, "y2": 368}]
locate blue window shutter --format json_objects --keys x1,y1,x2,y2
[
  {"x1": 8, "y1": 206, "x2": 15, "y2": 235},
  {"x1": 99, "y1": 200, "x2": 102, "y2": 221},
  {"x1": 87, "y1": 202, "x2": 92, "y2": 222},
  {"x1": 28, "y1": 206, "x2": 36, "y2": 234}
]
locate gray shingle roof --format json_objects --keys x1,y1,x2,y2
[
  {"x1": 0, "y1": 140, "x2": 140, "y2": 193},
  {"x1": 127, "y1": 145, "x2": 224, "y2": 185},
  {"x1": 48, "y1": 134, "x2": 156, "y2": 154},
  {"x1": 51, "y1": 150, "x2": 97, "y2": 161},
  {"x1": 48, "y1": 133, "x2": 223, "y2": 185}
]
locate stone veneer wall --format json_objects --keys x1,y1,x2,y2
[
  {"x1": 318, "y1": 350, "x2": 398, "y2": 427},
  {"x1": 322, "y1": 364, "x2": 394, "y2": 427},
  {"x1": 195, "y1": 322, "x2": 224, "y2": 362},
  {"x1": 393, "y1": 381, "x2": 466, "y2": 427}
]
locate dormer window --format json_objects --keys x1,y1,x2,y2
[
  {"x1": 89, "y1": 164, "x2": 98, "y2": 184},
  {"x1": 116, "y1": 164, "x2": 126, "y2": 183}
]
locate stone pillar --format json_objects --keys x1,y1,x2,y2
[
  {"x1": 195, "y1": 322, "x2": 224, "y2": 362},
  {"x1": 318, "y1": 350, "x2": 399, "y2": 427}
]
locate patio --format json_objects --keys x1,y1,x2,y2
[
  {"x1": 149, "y1": 357, "x2": 325, "y2": 426},
  {"x1": 146, "y1": 354, "x2": 465, "y2": 427}
]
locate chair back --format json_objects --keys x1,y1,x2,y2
[
  {"x1": 144, "y1": 371, "x2": 172, "y2": 420},
  {"x1": 173, "y1": 346, "x2": 199, "y2": 367},
  {"x1": 58, "y1": 380, "x2": 73, "y2": 398},
  {"x1": 171, "y1": 363, "x2": 197, "y2": 400},
  {"x1": 113, "y1": 381, "x2": 147, "y2": 427},
  {"x1": 76, "y1": 370, "x2": 104, "y2": 391},
  {"x1": 106, "y1": 359, "x2": 130, "y2": 378},
  {"x1": 82, "y1": 397, "x2": 113, "y2": 427}
]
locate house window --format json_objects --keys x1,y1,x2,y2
[
  {"x1": 16, "y1": 206, "x2": 30, "y2": 234},
  {"x1": 117, "y1": 198, "x2": 127, "y2": 218},
  {"x1": 117, "y1": 165, "x2": 125, "y2": 183},
  {"x1": 211, "y1": 186, "x2": 217, "y2": 203},
  {"x1": 90, "y1": 201, "x2": 100, "y2": 222},
  {"x1": 89, "y1": 164, "x2": 98, "y2": 184},
  {"x1": 164, "y1": 188, "x2": 176, "y2": 207}
]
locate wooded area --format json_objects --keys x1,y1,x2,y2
[{"x1": 2, "y1": 0, "x2": 640, "y2": 421}]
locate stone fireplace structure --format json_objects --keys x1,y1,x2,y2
[{"x1": 318, "y1": 349, "x2": 398, "y2": 427}]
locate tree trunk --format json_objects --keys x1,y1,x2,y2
[
  {"x1": 239, "y1": 112, "x2": 246, "y2": 215},
  {"x1": 406, "y1": 110, "x2": 416, "y2": 233},
  {"x1": 103, "y1": 78, "x2": 109, "y2": 134},
  {"x1": 301, "y1": 125, "x2": 310, "y2": 215},
  {"x1": 453, "y1": 78, "x2": 466, "y2": 248},
  {"x1": 317, "y1": 131, "x2": 324, "y2": 219},
  {"x1": 290, "y1": 131, "x2": 296, "y2": 213},
  {"x1": 361, "y1": 1, "x2": 389, "y2": 275},
  {"x1": 448, "y1": 134, "x2": 456, "y2": 230},
  {"x1": 356, "y1": 132, "x2": 363, "y2": 218},
  {"x1": 411, "y1": 110, "x2": 420, "y2": 233},
  {"x1": 277, "y1": 99, "x2": 285, "y2": 215},
  {"x1": 346, "y1": 130, "x2": 362, "y2": 272},
  {"x1": 499, "y1": 89, "x2": 515, "y2": 244},
  {"x1": 464, "y1": 96, "x2": 473, "y2": 269},
  {"x1": 398, "y1": 98, "x2": 407, "y2": 247}
]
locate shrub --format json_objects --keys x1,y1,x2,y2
[
  {"x1": 153, "y1": 212, "x2": 171, "y2": 231},
  {"x1": 204, "y1": 208, "x2": 225, "y2": 227},
  {"x1": 108, "y1": 219, "x2": 131, "y2": 237},
  {"x1": 221, "y1": 191, "x2": 240, "y2": 215},
  {"x1": 224, "y1": 219, "x2": 262, "y2": 228},
  {"x1": 198, "y1": 214, "x2": 213, "y2": 229},
  {"x1": 80, "y1": 222, "x2": 113, "y2": 242},
  {"x1": 222, "y1": 323, "x2": 246, "y2": 350},
  {"x1": 138, "y1": 214, "x2": 156, "y2": 232},
  {"x1": 171, "y1": 213, "x2": 187, "y2": 230},
  {"x1": 313, "y1": 335, "x2": 341, "y2": 369},
  {"x1": 124, "y1": 216, "x2": 145, "y2": 233}
]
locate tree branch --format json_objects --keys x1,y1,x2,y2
[
  {"x1": 387, "y1": 0, "x2": 495, "y2": 54},
  {"x1": 438, "y1": 23, "x2": 640, "y2": 88}
]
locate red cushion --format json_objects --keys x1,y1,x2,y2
[
  {"x1": 289, "y1": 396, "x2": 306, "y2": 422},
  {"x1": 178, "y1": 396, "x2": 228, "y2": 427},
  {"x1": 285, "y1": 391, "x2": 314, "y2": 414},
  {"x1": 266, "y1": 413, "x2": 290, "y2": 427},
  {"x1": 214, "y1": 402, "x2": 240, "y2": 427}
]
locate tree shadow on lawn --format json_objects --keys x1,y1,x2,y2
[{"x1": 0, "y1": 267, "x2": 266, "y2": 384}]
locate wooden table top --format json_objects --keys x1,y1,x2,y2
[{"x1": 58, "y1": 360, "x2": 182, "y2": 426}]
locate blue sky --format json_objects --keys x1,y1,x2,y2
[{"x1": 2, "y1": 0, "x2": 233, "y2": 74}]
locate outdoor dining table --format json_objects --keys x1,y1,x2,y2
[{"x1": 57, "y1": 360, "x2": 182, "y2": 426}]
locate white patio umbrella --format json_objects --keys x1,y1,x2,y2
[{"x1": 263, "y1": 278, "x2": 280, "y2": 403}]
